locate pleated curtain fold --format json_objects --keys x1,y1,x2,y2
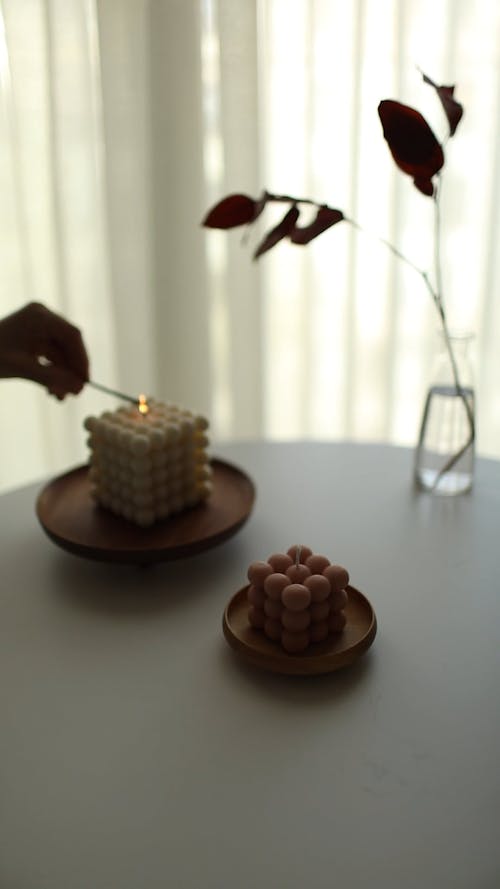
[{"x1": 0, "y1": 0, "x2": 499, "y2": 493}]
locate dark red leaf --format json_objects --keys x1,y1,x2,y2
[
  {"x1": 413, "y1": 176, "x2": 435, "y2": 197},
  {"x1": 290, "y1": 206, "x2": 344, "y2": 244},
  {"x1": 202, "y1": 193, "x2": 259, "y2": 229},
  {"x1": 421, "y1": 71, "x2": 464, "y2": 136},
  {"x1": 253, "y1": 205, "x2": 300, "y2": 259},
  {"x1": 378, "y1": 100, "x2": 444, "y2": 191}
]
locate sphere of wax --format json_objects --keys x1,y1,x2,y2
[
  {"x1": 267, "y1": 552, "x2": 293, "y2": 573},
  {"x1": 248, "y1": 606, "x2": 265, "y2": 629},
  {"x1": 286, "y1": 563, "x2": 311, "y2": 584},
  {"x1": 154, "y1": 484, "x2": 168, "y2": 501},
  {"x1": 263, "y1": 572, "x2": 290, "y2": 601},
  {"x1": 130, "y1": 455, "x2": 151, "y2": 475},
  {"x1": 169, "y1": 477, "x2": 183, "y2": 495},
  {"x1": 151, "y1": 449, "x2": 167, "y2": 468},
  {"x1": 121, "y1": 485, "x2": 132, "y2": 502},
  {"x1": 304, "y1": 573, "x2": 331, "y2": 602},
  {"x1": 264, "y1": 618, "x2": 282, "y2": 641},
  {"x1": 193, "y1": 447, "x2": 209, "y2": 465},
  {"x1": 118, "y1": 429, "x2": 131, "y2": 449},
  {"x1": 83, "y1": 416, "x2": 96, "y2": 432},
  {"x1": 194, "y1": 431, "x2": 209, "y2": 448},
  {"x1": 151, "y1": 416, "x2": 165, "y2": 428},
  {"x1": 287, "y1": 544, "x2": 313, "y2": 564},
  {"x1": 282, "y1": 630, "x2": 310, "y2": 654},
  {"x1": 330, "y1": 587, "x2": 348, "y2": 612},
  {"x1": 134, "y1": 491, "x2": 154, "y2": 508},
  {"x1": 264, "y1": 598, "x2": 283, "y2": 620},
  {"x1": 306, "y1": 553, "x2": 331, "y2": 574},
  {"x1": 180, "y1": 417, "x2": 195, "y2": 437},
  {"x1": 281, "y1": 608, "x2": 311, "y2": 632},
  {"x1": 194, "y1": 415, "x2": 209, "y2": 431},
  {"x1": 323, "y1": 564, "x2": 350, "y2": 592},
  {"x1": 165, "y1": 424, "x2": 181, "y2": 444},
  {"x1": 310, "y1": 600, "x2": 330, "y2": 623},
  {"x1": 247, "y1": 560, "x2": 273, "y2": 587},
  {"x1": 102, "y1": 421, "x2": 115, "y2": 442},
  {"x1": 281, "y1": 583, "x2": 311, "y2": 612},
  {"x1": 110, "y1": 426, "x2": 122, "y2": 446},
  {"x1": 310, "y1": 621, "x2": 329, "y2": 643},
  {"x1": 329, "y1": 611, "x2": 347, "y2": 633},
  {"x1": 247, "y1": 584, "x2": 266, "y2": 608},
  {"x1": 131, "y1": 474, "x2": 147, "y2": 491},
  {"x1": 154, "y1": 466, "x2": 168, "y2": 485},
  {"x1": 131, "y1": 434, "x2": 150, "y2": 456},
  {"x1": 130, "y1": 470, "x2": 151, "y2": 488},
  {"x1": 195, "y1": 464, "x2": 211, "y2": 481},
  {"x1": 166, "y1": 462, "x2": 182, "y2": 483}
]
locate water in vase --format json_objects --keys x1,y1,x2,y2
[{"x1": 414, "y1": 383, "x2": 475, "y2": 495}]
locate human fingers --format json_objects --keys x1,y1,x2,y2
[
  {"x1": 52, "y1": 325, "x2": 89, "y2": 382},
  {"x1": 0, "y1": 303, "x2": 90, "y2": 391},
  {"x1": 24, "y1": 303, "x2": 90, "y2": 383},
  {"x1": 40, "y1": 308, "x2": 90, "y2": 382},
  {"x1": 39, "y1": 360, "x2": 86, "y2": 396},
  {"x1": 10, "y1": 353, "x2": 86, "y2": 397}
]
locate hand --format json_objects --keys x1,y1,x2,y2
[{"x1": 0, "y1": 302, "x2": 90, "y2": 399}]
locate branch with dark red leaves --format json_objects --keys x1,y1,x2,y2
[
  {"x1": 420, "y1": 70, "x2": 464, "y2": 136},
  {"x1": 203, "y1": 72, "x2": 464, "y2": 251},
  {"x1": 202, "y1": 69, "x2": 458, "y2": 293},
  {"x1": 201, "y1": 71, "x2": 472, "y2": 488},
  {"x1": 378, "y1": 70, "x2": 463, "y2": 196},
  {"x1": 202, "y1": 191, "x2": 346, "y2": 258},
  {"x1": 378, "y1": 100, "x2": 444, "y2": 196}
]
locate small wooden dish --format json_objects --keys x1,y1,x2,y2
[
  {"x1": 36, "y1": 459, "x2": 255, "y2": 564},
  {"x1": 223, "y1": 585, "x2": 377, "y2": 675}
]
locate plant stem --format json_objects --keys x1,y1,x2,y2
[
  {"x1": 426, "y1": 183, "x2": 475, "y2": 488},
  {"x1": 262, "y1": 190, "x2": 319, "y2": 207},
  {"x1": 261, "y1": 189, "x2": 475, "y2": 488}
]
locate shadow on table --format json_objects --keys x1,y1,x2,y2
[
  {"x1": 46, "y1": 534, "x2": 249, "y2": 620},
  {"x1": 218, "y1": 642, "x2": 376, "y2": 706}
]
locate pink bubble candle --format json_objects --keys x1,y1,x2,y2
[{"x1": 247, "y1": 545, "x2": 349, "y2": 654}]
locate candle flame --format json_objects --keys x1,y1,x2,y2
[{"x1": 138, "y1": 394, "x2": 149, "y2": 415}]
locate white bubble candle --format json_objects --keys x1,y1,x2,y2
[{"x1": 84, "y1": 397, "x2": 212, "y2": 526}]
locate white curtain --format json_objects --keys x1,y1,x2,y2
[{"x1": 0, "y1": 0, "x2": 499, "y2": 494}]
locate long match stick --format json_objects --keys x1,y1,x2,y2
[{"x1": 87, "y1": 380, "x2": 139, "y2": 405}]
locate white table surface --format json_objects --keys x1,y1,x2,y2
[{"x1": 0, "y1": 441, "x2": 499, "y2": 889}]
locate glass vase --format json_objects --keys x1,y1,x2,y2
[{"x1": 414, "y1": 332, "x2": 475, "y2": 495}]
